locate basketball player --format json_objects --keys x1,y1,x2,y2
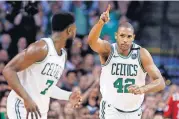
[
  {"x1": 87, "y1": 5, "x2": 165, "y2": 119},
  {"x1": 2, "y1": 12, "x2": 82, "y2": 119}
]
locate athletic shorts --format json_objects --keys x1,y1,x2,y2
[
  {"x1": 99, "y1": 100, "x2": 142, "y2": 119},
  {"x1": 7, "y1": 92, "x2": 47, "y2": 119}
]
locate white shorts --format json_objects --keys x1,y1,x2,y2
[
  {"x1": 99, "y1": 100, "x2": 142, "y2": 119},
  {"x1": 7, "y1": 92, "x2": 47, "y2": 119}
]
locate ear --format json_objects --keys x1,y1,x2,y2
[
  {"x1": 132, "y1": 34, "x2": 135, "y2": 41},
  {"x1": 67, "y1": 26, "x2": 72, "y2": 35},
  {"x1": 115, "y1": 32, "x2": 117, "y2": 39}
]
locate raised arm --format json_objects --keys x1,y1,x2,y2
[{"x1": 87, "y1": 5, "x2": 111, "y2": 55}]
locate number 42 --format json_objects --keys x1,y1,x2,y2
[{"x1": 113, "y1": 78, "x2": 135, "y2": 93}]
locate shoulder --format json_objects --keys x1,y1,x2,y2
[
  {"x1": 27, "y1": 40, "x2": 47, "y2": 53},
  {"x1": 139, "y1": 47, "x2": 155, "y2": 70},
  {"x1": 139, "y1": 47, "x2": 152, "y2": 60},
  {"x1": 25, "y1": 40, "x2": 48, "y2": 61}
]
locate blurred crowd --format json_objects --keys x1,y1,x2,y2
[{"x1": 0, "y1": 1, "x2": 179, "y2": 119}]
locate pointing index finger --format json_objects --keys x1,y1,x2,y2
[{"x1": 106, "y1": 4, "x2": 111, "y2": 13}]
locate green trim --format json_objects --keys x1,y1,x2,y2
[
  {"x1": 15, "y1": 99, "x2": 18, "y2": 119},
  {"x1": 115, "y1": 43, "x2": 134, "y2": 59},
  {"x1": 115, "y1": 106, "x2": 141, "y2": 113},
  {"x1": 101, "y1": 101, "x2": 106, "y2": 119},
  {"x1": 17, "y1": 100, "x2": 21, "y2": 119},
  {"x1": 101, "y1": 45, "x2": 114, "y2": 67},
  {"x1": 15, "y1": 99, "x2": 21, "y2": 119},
  {"x1": 63, "y1": 49, "x2": 68, "y2": 65},
  {"x1": 138, "y1": 48, "x2": 146, "y2": 73}
]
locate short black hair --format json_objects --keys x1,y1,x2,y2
[
  {"x1": 66, "y1": 70, "x2": 77, "y2": 77},
  {"x1": 118, "y1": 22, "x2": 134, "y2": 32},
  {"x1": 51, "y1": 12, "x2": 75, "y2": 32}
]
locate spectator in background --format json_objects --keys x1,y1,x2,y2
[
  {"x1": 71, "y1": 1, "x2": 89, "y2": 38},
  {"x1": 0, "y1": 50, "x2": 9, "y2": 62},
  {"x1": 13, "y1": 2, "x2": 39, "y2": 44},
  {"x1": 34, "y1": 2, "x2": 48, "y2": 39},
  {"x1": 61, "y1": 70, "x2": 77, "y2": 91},
  {"x1": 86, "y1": 88, "x2": 99, "y2": 115},
  {"x1": 142, "y1": 94, "x2": 157, "y2": 119},
  {"x1": 64, "y1": 102, "x2": 78, "y2": 119},
  {"x1": 79, "y1": 75, "x2": 89, "y2": 93},
  {"x1": 91, "y1": 65, "x2": 101, "y2": 80},
  {"x1": 46, "y1": 1, "x2": 62, "y2": 35},
  {"x1": 164, "y1": 86, "x2": 179, "y2": 119},
  {"x1": 82, "y1": 53, "x2": 95, "y2": 73},
  {"x1": 0, "y1": 61, "x2": 6, "y2": 99},
  {"x1": 163, "y1": 84, "x2": 177, "y2": 102},
  {"x1": 0, "y1": 96, "x2": 7, "y2": 119},
  {"x1": 67, "y1": 53, "x2": 82, "y2": 70},
  {"x1": 0, "y1": 34, "x2": 11, "y2": 55},
  {"x1": 81, "y1": 35, "x2": 93, "y2": 57},
  {"x1": 100, "y1": 1, "x2": 120, "y2": 43},
  {"x1": 17, "y1": 37, "x2": 27, "y2": 53},
  {"x1": 34, "y1": 3, "x2": 48, "y2": 33},
  {"x1": 0, "y1": 21, "x2": 5, "y2": 34},
  {"x1": 71, "y1": 37, "x2": 82, "y2": 55},
  {"x1": 153, "y1": 110, "x2": 164, "y2": 119},
  {"x1": 0, "y1": 61, "x2": 5, "y2": 75},
  {"x1": 49, "y1": 100, "x2": 64, "y2": 119},
  {"x1": 89, "y1": 9, "x2": 100, "y2": 30}
]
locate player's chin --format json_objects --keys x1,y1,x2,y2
[{"x1": 121, "y1": 47, "x2": 129, "y2": 51}]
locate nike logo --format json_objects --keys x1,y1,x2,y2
[{"x1": 113, "y1": 55, "x2": 120, "y2": 58}]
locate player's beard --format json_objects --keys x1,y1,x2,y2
[{"x1": 65, "y1": 38, "x2": 73, "y2": 49}]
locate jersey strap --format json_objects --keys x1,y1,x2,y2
[
  {"x1": 135, "y1": 44, "x2": 146, "y2": 73},
  {"x1": 101, "y1": 44, "x2": 114, "y2": 67}
]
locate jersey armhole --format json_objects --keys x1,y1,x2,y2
[
  {"x1": 35, "y1": 40, "x2": 49, "y2": 64},
  {"x1": 101, "y1": 44, "x2": 114, "y2": 67},
  {"x1": 137, "y1": 47, "x2": 146, "y2": 73},
  {"x1": 62, "y1": 49, "x2": 68, "y2": 67}
]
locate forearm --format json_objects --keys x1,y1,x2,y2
[
  {"x1": 142, "y1": 78, "x2": 165, "y2": 94},
  {"x1": 82, "y1": 79, "x2": 99, "y2": 103},
  {"x1": 2, "y1": 68, "x2": 30, "y2": 100},
  {"x1": 50, "y1": 85, "x2": 72, "y2": 100},
  {"x1": 88, "y1": 19, "x2": 104, "y2": 45}
]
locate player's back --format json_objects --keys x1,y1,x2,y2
[
  {"x1": 100, "y1": 43, "x2": 147, "y2": 111},
  {"x1": 8, "y1": 38, "x2": 66, "y2": 114}
]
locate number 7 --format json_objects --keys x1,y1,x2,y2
[{"x1": 40, "y1": 80, "x2": 54, "y2": 95}]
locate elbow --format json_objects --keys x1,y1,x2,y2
[
  {"x1": 2, "y1": 66, "x2": 10, "y2": 78},
  {"x1": 2, "y1": 67, "x2": 8, "y2": 76},
  {"x1": 87, "y1": 36, "x2": 92, "y2": 45},
  {"x1": 159, "y1": 78, "x2": 166, "y2": 91},
  {"x1": 2, "y1": 66, "x2": 13, "y2": 80}
]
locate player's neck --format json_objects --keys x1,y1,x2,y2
[
  {"x1": 51, "y1": 33, "x2": 66, "y2": 55},
  {"x1": 117, "y1": 45, "x2": 132, "y2": 56}
]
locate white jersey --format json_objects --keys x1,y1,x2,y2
[
  {"x1": 100, "y1": 43, "x2": 147, "y2": 111},
  {"x1": 9, "y1": 38, "x2": 66, "y2": 114}
]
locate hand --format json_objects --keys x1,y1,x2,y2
[
  {"x1": 69, "y1": 90, "x2": 82, "y2": 108},
  {"x1": 100, "y1": 4, "x2": 111, "y2": 23},
  {"x1": 24, "y1": 98, "x2": 41, "y2": 119},
  {"x1": 128, "y1": 85, "x2": 145, "y2": 95}
]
